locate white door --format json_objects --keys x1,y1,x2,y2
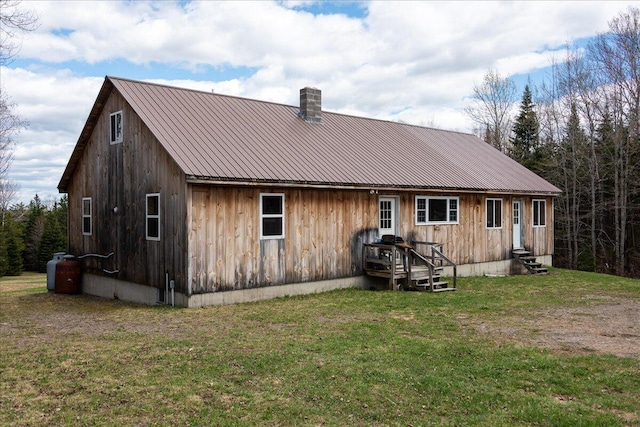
[
  {"x1": 513, "y1": 200, "x2": 522, "y2": 249},
  {"x1": 379, "y1": 197, "x2": 397, "y2": 237}
]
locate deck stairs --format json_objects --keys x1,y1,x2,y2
[
  {"x1": 512, "y1": 249, "x2": 548, "y2": 274},
  {"x1": 406, "y1": 249, "x2": 453, "y2": 292},
  {"x1": 362, "y1": 240, "x2": 457, "y2": 292}
]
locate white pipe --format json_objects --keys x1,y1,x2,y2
[{"x1": 170, "y1": 280, "x2": 175, "y2": 307}]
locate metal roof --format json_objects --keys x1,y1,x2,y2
[{"x1": 59, "y1": 76, "x2": 561, "y2": 195}]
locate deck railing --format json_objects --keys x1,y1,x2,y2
[{"x1": 362, "y1": 241, "x2": 456, "y2": 291}]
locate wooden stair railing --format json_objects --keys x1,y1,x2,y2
[{"x1": 362, "y1": 241, "x2": 457, "y2": 292}]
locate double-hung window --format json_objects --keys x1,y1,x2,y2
[
  {"x1": 260, "y1": 193, "x2": 285, "y2": 239},
  {"x1": 415, "y1": 196, "x2": 458, "y2": 224},
  {"x1": 533, "y1": 199, "x2": 546, "y2": 227},
  {"x1": 146, "y1": 193, "x2": 160, "y2": 241},
  {"x1": 82, "y1": 197, "x2": 92, "y2": 235},
  {"x1": 486, "y1": 198, "x2": 503, "y2": 229},
  {"x1": 110, "y1": 111, "x2": 123, "y2": 144}
]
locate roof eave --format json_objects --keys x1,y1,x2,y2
[{"x1": 185, "y1": 176, "x2": 562, "y2": 196}]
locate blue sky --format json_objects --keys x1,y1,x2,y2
[{"x1": 2, "y1": 0, "x2": 634, "y2": 205}]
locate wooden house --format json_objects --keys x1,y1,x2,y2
[{"x1": 58, "y1": 76, "x2": 561, "y2": 307}]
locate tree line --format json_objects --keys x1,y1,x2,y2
[
  {"x1": 467, "y1": 7, "x2": 640, "y2": 277},
  {"x1": 0, "y1": 194, "x2": 67, "y2": 276}
]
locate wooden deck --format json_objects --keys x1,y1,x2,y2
[{"x1": 362, "y1": 241, "x2": 456, "y2": 292}]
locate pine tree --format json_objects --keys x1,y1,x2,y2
[
  {"x1": 36, "y1": 211, "x2": 66, "y2": 273},
  {"x1": 510, "y1": 85, "x2": 540, "y2": 170},
  {"x1": 4, "y1": 213, "x2": 23, "y2": 275},
  {"x1": 22, "y1": 194, "x2": 45, "y2": 271}
]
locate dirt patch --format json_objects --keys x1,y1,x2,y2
[{"x1": 465, "y1": 297, "x2": 640, "y2": 359}]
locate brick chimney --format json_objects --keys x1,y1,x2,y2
[{"x1": 299, "y1": 87, "x2": 322, "y2": 124}]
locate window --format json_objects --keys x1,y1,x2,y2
[
  {"x1": 415, "y1": 196, "x2": 459, "y2": 224},
  {"x1": 533, "y1": 199, "x2": 546, "y2": 227},
  {"x1": 379, "y1": 199, "x2": 392, "y2": 230},
  {"x1": 110, "y1": 111, "x2": 123, "y2": 144},
  {"x1": 82, "y1": 197, "x2": 92, "y2": 235},
  {"x1": 486, "y1": 198, "x2": 503, "y2": 229},
  {"x1": 260, "y1": 193, "x2": 285, "y2": 239},
  {"x1": 146, "y1": 193, "x2": 160, "y2": 241}
]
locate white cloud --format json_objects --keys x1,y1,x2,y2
[{"x1": 4, "y1": 0, "x2": 638, "y2": 204}]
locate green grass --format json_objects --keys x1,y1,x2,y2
[{"x1": 1, "y1": 269, "x2": 639, "y2": 426}]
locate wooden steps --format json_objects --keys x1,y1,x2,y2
[
  {"x1": 513, "y1": 249, "x2": 548, "y2": 274},
  {"x1": 362, "y1": 242, "x2": 457, "y2": 292}
]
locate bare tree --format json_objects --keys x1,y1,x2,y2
[
  {"x1": 0, "y1": 0, "x2": 38, "y2": 65},
  {"x1": 588, "y1": 6, "x2": 640, "y2": 276},
  {"x1": 0, "y1": 0, "x2": 37, "y2": 211},
  {"x1": 465, "y1": 69, "x2": 518, "y2": 153}
]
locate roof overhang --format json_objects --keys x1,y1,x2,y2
[{"x1": 185, "y1": 176, "x2": 563, "y2": 197}]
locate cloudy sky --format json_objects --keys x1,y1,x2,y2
[{"x1": 1, "y1": 0, "x2": 634, "y2": 205}]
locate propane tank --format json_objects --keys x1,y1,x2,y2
[{"x1": 46, "y1": 252, "x2": 66, "y2": 292}]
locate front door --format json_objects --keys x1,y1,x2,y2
[
  {"x1": 379, "y1": 197, "x2": 398, "y2": 237},
  {"x1": 513, "y1": 200, "x2": 522, "y2": 249}
]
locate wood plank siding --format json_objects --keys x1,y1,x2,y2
[
  {"x1": 66, "y1": 90, "x2": 188, "y2": 293},
  {"x1": 187, "y1": 187, "x2": 554, "y2": 295},
  {"x1": 187, "y1": 186, "x2": 378, "y2": 294}
]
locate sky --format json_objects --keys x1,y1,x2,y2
[{"x1": 1, "y1": 0, "x2": 635, "y2": 205}]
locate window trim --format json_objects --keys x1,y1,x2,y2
[
  {"x1": 82, "y1": 197, "x2": 92, "y2": 236},
  {"x1": 533, "y1": 199, "x2": 547, "y2": 228},
  {"x1": 415, "y1": 196, "x2": 459, "y2": 225},
  {"x1": 260, "y1": 193, "x2": 285, "y2": 240},
  {"x1": 146, "y1": 193, "x2": 161, "y2": 241},
  {"x1": 486, "y1": 198, "x2": 503, "y2": 229},
  {"x1": 110, "y1": 110, "x2": 123, "y2": 145}
]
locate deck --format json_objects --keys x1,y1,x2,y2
[{"x1": 362, "y1": 241, "x2": 456, "y2": 292}]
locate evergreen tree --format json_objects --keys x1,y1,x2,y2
[
  {"x1": 4, "y1": 213, "x2": 23, "y2": 275},
  {"x1": 510, "y1": 85, "x2": 541, "y2": 170},
  {"x1": 53, "y1": 195, "x2": 68, "y2": 249},
  {"x1": 22, "y1": 194, "x2": 45, "y2": 271},
  {"x1": 36, "y1": 210, "x2": 66, "y2": 273}
]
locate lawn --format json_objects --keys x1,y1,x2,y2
[{"x1": 1, "y1": 269, "x2": 639, "y2": 426}]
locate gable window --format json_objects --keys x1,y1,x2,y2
[
  {"x1": 415, "y1": 196, "x2": 459, "y2": 224},
  {"x1": 146, "y1": 193, "x2": 160, "y2": 241},
  {"x1": 486, "y1": 198, "x2": 503, "y2": 229},
  {"x1": 82, "y1": 197, "x2": 92, "y2": 235},
  {"x1": 260, "y1": 193, "x2": 285, "y2": 239},
  {"x1": 110, "y1": 111, "x2": 123, "y2": 144},
  {"x1": 533, "y1": 199, "x2": 546, "y2": 227}
]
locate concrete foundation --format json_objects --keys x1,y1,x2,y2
[{"x1": 80, "y1": 255, "x2": 553, "y2": 307}]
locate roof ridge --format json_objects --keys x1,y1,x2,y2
[{"x1": 106, "y1": 75, "x2": 473, "y2": 137}]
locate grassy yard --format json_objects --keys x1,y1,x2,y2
[{"x1": 1, "y1": 269, "x2": 639, "y2": 426}]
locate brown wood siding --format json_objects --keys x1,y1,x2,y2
[
  {"x1": 66, "y1": 91, "x2": 188, "y2": 293},
  {"x1": 187, "y1": 186, "x2": 379, "y2": 294},
  {"x1": 188, "y1": 187, "x2": 555, "y2": 293}
]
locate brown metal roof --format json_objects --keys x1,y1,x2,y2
[{"x1": 59, "y1": 76, "x2": 561, "y2": 194}]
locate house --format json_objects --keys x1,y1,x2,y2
[{"x1": 58, "y1": 76, "x2": 561, "y2": 307}]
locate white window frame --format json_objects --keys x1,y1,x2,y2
[
  {"x1": 486, "y1": 198, "x2": 503, "y2": 229},
  {"x1": 533, "y1": 199, "x2": 547, "y2": 228},
  {"x1": 415, "y1": 196, "x2": 459, "y2": 225},
  {"x1": 110, "y1": 111, "x2": 123, "y2": 144},
  {"x1": 146, "y1": 193, "x2": 160, "y2": 241},
  {"x1": 260, "y1": 193, "x2": 285, "y2": 240},
  {"x1": 82, "y1": 197, "x2": 92, "y2": 236}
]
